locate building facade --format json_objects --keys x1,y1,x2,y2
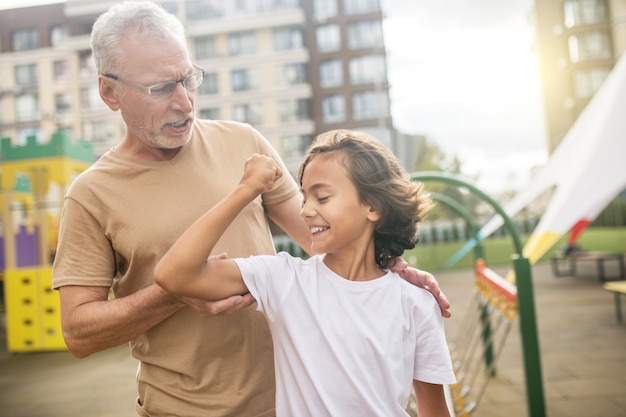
[
  {"x1": 533, "y1": 0, "x2": 626, "y2": 153},
  {"x1": 0, "y1": 0, "x2": 394, "y2": 175}
]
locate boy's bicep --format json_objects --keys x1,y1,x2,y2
[{"x1": 192, "y1": 259, "x2": 249, "y2": 301}]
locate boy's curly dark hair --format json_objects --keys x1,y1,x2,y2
[{"x1": 298, "y1": 130, "x2": 433, "y2": 268}]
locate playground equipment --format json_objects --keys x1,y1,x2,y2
[
  {"x1": 406, "y1": 172, "x2": 546, "y2": 417},
  {"x1": 1, "y1": 132, "x2": 94, "y2": 352}
]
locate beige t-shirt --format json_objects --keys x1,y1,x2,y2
[{"x1": 52, "y1": 120, "x2": 299, "y2": 417}]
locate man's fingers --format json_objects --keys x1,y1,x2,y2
[{"x1": 180, "y1": 293, "x2": 255, "y2": 316}]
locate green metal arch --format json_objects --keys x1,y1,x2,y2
[
  {"x1": 428, "y1": 191, "x2": 485, "y2": 260},
  {"x1": 411, "y1": 171, "x2": 546, "y2": 417}
]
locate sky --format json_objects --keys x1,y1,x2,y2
[
  {"x1": 1, "y1": 0, "x2": 549, "y2": 194},
  {"x1": 0, "y1": 0, "x2": 60, "y2": 9},
  {"x1": 381, "y1": 0, "x2": 548, "y2": 194}
]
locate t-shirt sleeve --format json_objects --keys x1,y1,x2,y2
[
  {"x1": 413, "y1": 296, "x2": 457, "y2": 385},
  {"x1": 52, "y1": 197, "x2": 116, "y2": 289},
  {"x1": 233, "y1": 252, "x2": 296, "y2": 320}
]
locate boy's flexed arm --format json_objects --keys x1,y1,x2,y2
[{"x1": 154, "y1": 154, "x2": 282, "y2": 301}]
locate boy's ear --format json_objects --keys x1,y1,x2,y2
[
  {"x1": 98, "y1": 75, "x2": 121, "y2": 111},
  {"x1": 367, "y1": 205, "x2": 381, "y2": 222}
]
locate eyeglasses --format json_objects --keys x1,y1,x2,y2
[{"x1": 103, "y1": 64, "x2": 205, "y2": 97}]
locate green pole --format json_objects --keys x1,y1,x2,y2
[
  {"x1": 429, "y1": 192, "x2": 484, "y2": 259},
  {"x1": 513, "y1": 254, "x2": 546, "y2": 417},
  {"x1": 429, "y1": 192, "x2": 493, "y2": 372}
]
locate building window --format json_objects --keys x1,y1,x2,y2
[
  {"x1": 277, "y1": 63, "x2": 307, "y2": 86},
  {"x1": 16, "y1": 94, "x2": 40, "y2": 122},
  {"x1": 54, "y1": 60, "x2": 71, "y2": 81},
  {"x1": 161, "y1": 1, "x2": 179, "y2": 15},
  {"x1": 258, "y1": 0, "x2": 300, "y2": 12},
  {"x1": 199, "y1": 107, "x2": 220, "y2": 120},
  {"x1": 279, "y1": 98, "x2": 311, "y2": 122},
  {"x1": 195, "y1": 36, "x2": 218, "y2": 59},
  {"x1": 319, "y1": 59, "x2": 343, "y2": 88},
  {"x1": 186, "y1": 0, "x2": 223, "y2": 20},
  {"x1": 55, "y1": 92, "x2": 72, "y2": 114},
  {"x1": 572, "y1": 67, "x2": 610, "y2": 98},
  {"x1": 17, "y1": 128, "x2": 42, "y2": 146},
  {"x1": 232, "y1": 0, "x2": 256, "y2": 15},
  {"x1": 274, "y1": 26, "x2": 304, "y2": 51},
  {"x1": 322, "y1": 94, "x2": 346, "y2": 123},
  {"x1": 316, "y1": 24, "x2": 341, "y2": 53},
  {"x1": 344, "y1": 0, "x2": 380, "y2": 15},
  {"x1": 232, "y1": 69, "x2": 258, "y2": 91},
  {"x1": 352, "y1": 90, "x2": 389, "y2": 120},
  {"x1": 56, "y1": 126, "x2": 73, "y2": 137},
  {"x1": 567, "y1": 31, "x2": 611, "y2": 63},
  {"x1": 81, "y1": 86, "x2": 104, "y2": 110},
  {"x1": 79, "y1": 50, "x2": 96, "y2": 76},
  {"x1": 281, "y1": 134, "x2": 312, "y2": 159},
  {"x1": 82, "y1": 120, "x2": 114, "y2": 157},
  {"x1": 313, "y1": 0, "x2": 338, "y2": 20},
  {"x1": 50, "y1": 25, "x2": 68, "y2": 47},
  {"x1": 349, "y1": 54, "x2": 386, "y2": 85},
  {"x1": 347, "y1": 20, "x2": 383, "y2": 50},
  {"x1": 15, "y1": 64, "x2": 38, "y2": 87},
  {"x1": 233, "y1": 103, "x2": 262, "y2": 124},
  {"x1": 12, "y1": 28, "x2": 38, "y2": 52},
  {"x1": 229, "y1": 31, "x2": 256, "y2": 56},
  {"x1": 564, "y1": 0, "x2": 607, "y2": 28},
  {"x1": 198, "y1": 73, "x2": 218, "y2": 95}
]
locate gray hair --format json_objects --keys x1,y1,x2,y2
[{"x1": 91, "y1": 1, "x2": 186, "y2": 75}]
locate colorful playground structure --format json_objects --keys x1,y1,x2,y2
[{"x1": 0, "y1": 132, "x2": 94, "y2": 352}]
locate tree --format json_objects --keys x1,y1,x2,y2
[{"x1": 395, "y1": 131, "x2": 482, "y2": 223}]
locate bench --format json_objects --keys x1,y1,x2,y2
[
  {"x1": 603, "y1": 281, "x2": 626, "y2": 324},
  {"x1": 551, "y1": 251, "x2": 625, "y2": 282}
]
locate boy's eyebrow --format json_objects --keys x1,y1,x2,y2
[{"x1": 301, "y1": 183, "x2": 331, "y2": 194}]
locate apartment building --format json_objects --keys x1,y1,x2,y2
[
  {"x1": 533, "y1": 0, "x2": 626, "y2": 153},
  {"x1": 0, "y1": 4, "x2": 81, "y2": 150},
  {"x1": 0, "y1": 0, "x2": 393, "y2": 175}
]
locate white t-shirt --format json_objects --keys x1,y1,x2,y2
[{"x1": 234, "y1": 253, "x2": 456, "y2": 417}]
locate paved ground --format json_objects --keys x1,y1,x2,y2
[{"x1": 1, "y1": 261, "x2": 625, "y2": 417}]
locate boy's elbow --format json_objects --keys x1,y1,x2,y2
[{"x1": 153, "y1": 262, "x2": 175, "y2": 293}]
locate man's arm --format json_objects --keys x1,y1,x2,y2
[
  {"x1": 155, "y1": 154, "x2": 281, "y2": 301},
  {"x1": 265, "y1": 192, "x2": 313, "y2": 255},
  {"x1": 59, "y1": 278, "x2": 255, "y2": 358},
  {"x1": 58, "y1": 284, "x2": 181, "y2": 358}
]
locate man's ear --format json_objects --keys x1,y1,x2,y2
[{"x1": 98, "y1": 75, "x2": 120, "y2": 111}]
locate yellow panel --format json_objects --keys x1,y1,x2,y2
[
  {"x1": 38, "y1": 267, "x2": 66, "y2": 349},
  {"x1": 3, "y1": 267, "x2": 67, "y2": 352},
  {"x1": 5, "y1": 269, "x2": 41, "y2": 352}
]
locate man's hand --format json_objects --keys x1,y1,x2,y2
[
  {"x1": 389, "y1": 258, "x2": 452, "y2": 318},
  {"x1": 178, "y1": 293, "x2": 256, "y2": 316}
]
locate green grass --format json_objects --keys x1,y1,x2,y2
[{"x1": 405, "y1": 227, "x2": 626, "y2": 272}]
